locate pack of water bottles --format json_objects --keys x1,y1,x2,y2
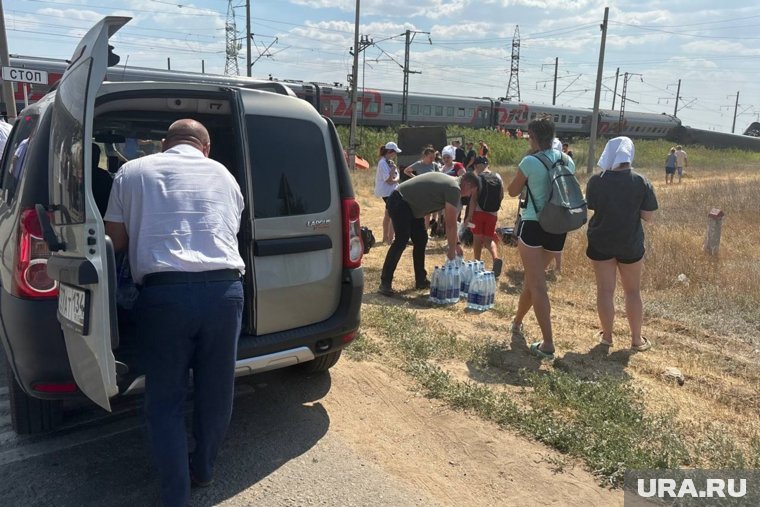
[
  {"x1": 429, "y1": 258, "x2": 462, "y2": 304},
  {"x1": 429, "y1": 257, "x2": 496, "y2": 310},
  {"x1": 466, "y1": 271, "x2": 496, "y2": 311}
]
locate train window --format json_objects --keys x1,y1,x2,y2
[
  {"x1": 457, "y1": 108, "x2": 465, "y2": 117},
  {"x1": 423, "y1": 105, "x2": 431, "y2": 116},
  {"x1": 384, "y1": 103, "x2": 393, "y2": 114},
  {"x1": 396, "y1": 104, "x2": 403, "y2": 115},
  {"x1": 411, "y1": 104, "x2": 419, "y2": 115},
  {"x1": 575, "y1": 116, "x2": 580, "y2": 124},
  {"x1": 530, "y1": 112, "x2": 537, "y2": 120},
  {"x1": 554, "y1": 114, "x2": 559, "y2": 122},
  {"x1": 367, "y1": 102, "x2": 378, "y2": 113},
  {"x1": 447, "y1": 107, "x2": 454, "y2": 117},
  {"x1": 467, "y1": 108, "x2": 474, "y2": 117},
  {"x1": 561, "y1": 115, "x2": 566, "y2": 123},
  {"x1": 435, "y1": 106, "x2": 443, "y2": 116}
]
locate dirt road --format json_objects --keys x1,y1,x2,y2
[{"x1": 1, "y1": 355, "x2": 621, "y2": 506}]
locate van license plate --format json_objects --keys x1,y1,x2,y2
[{"x1": 58, "y1": 283, "x2": 90, "y2": 335}]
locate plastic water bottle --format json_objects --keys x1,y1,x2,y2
[
  {"x1": 486, "y1": 272, "x2": 496, "y2": 309},
  {"x1": 449, "y1": 263, "x2": 461, "y2": 303},
  {"x1": 443, "y1": 265, "x2": 453, "y2": 304},
  {"x1": 466, "y1": 273, "x2": 478, "y2": 310},
  {"x1": 461, "y1": 261, "x2": 472, "y2": 297},
  {"x1": 429, "y1": 266, "x2": 440, "y2": 304},
  {"x1": 467, "y1": 273, "x2": 483, "y2": 311}
]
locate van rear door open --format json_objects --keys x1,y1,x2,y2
[{"x1": 44, "y1": 16, "x2": 130, "y2": 411}]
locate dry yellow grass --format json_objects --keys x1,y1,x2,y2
[{"x1": 352, "y1": 159, "x2": 760, "y2": 466}]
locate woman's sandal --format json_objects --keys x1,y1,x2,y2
[
  {"x1": 530, "y1": 341, "x2": 555, "y2": 361},
  {"x1": 597, "y1": 331, "x2": 613, "y2": 347},
  {"x1": 631, "y1": 337, "x2": 652, "y2": 352}
]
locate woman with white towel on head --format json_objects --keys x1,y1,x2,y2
[{"x1": 586, "y1": 136, "x2": 658, "y2": 352}]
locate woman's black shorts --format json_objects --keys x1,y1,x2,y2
[
  {"x1": 517, "y1": 220, "x2": 566, "y2": 252},
  {"x1": 586, "y1": 244, "x2": 643, "y2": 264}
]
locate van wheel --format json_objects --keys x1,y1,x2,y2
[
  {"x1": 299, "y1": 350, "x2": 342, "y2": 373},
  {"x1": 5, "y1": 361, "x2": 63, "y2": 435}
]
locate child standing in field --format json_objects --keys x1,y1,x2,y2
[{"x1": 665, "y1": 147, "x2": 676, "y2": 185}]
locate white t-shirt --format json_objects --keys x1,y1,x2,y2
[
  {"x1": 675, "y1": 149, "x2": 687, "y2": 167},
  {"x1": 104, "y1": 144, "x2": 246, "y2": 284},
  {"x1": 0, "y1": 121, "x2": 12, "y2": 157},
  {"x1": 374, "y1": 157, "x2": 399, "y2": 198}
]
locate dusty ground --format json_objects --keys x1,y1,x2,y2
[
  {"x1": 325, "y1": 359, "x2": 623, "y2": 506},
  {"x1": 341, "y1": 166, "x2": 760, "y2": 503}
]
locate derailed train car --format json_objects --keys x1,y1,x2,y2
[{"x1": 668, "y1": 125, "x2": 760, "y2": 151}]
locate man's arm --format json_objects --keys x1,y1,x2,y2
[
  {"x1": 444, "y1": 203, "x2": 462, "y2": 259},
  {"x1": 105, "y1": 221, "x2": 129, "y2": 253}
]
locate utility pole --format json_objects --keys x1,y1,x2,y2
[
  {"x1": 0, "y1": 0, "x2": 17, "y2": 120},
  {"x1": 673, "y1": 78, "x2": 681, "y2": 116},
  {"x1": 401, "y1": 29, "x2": 427, "y2": 124},
  {"x1": 246, "y1": 0, "x2": 252, "y2": 77},
  {"x1": 347, "y1": 0, "x2": 361, "y2": 171},
  {"x1": 224, "y1": 1, "x2": 240, "y2": 76},
  {"x1": 505, "y1": 26, "x2": 521, "y2": 101},
  {"x1": 618, "y1": 72, "x2": 628, "y2": 134},
  {"x1": 618, "y1": 72, "x2": 642, "y2": 134},
  {"x1": 552, "y1": 57, "x2": 558, "y2": 105},
  {"x1": 611, "y1": 67, "x2": 619, "y2": 109},
  {"x1": 732, "y1": 91, "x2": 739, "y2": 134},
  {"x1": 587, "y1": 7, "x2": 609, "y2": 174}
]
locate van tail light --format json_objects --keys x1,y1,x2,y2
[
  {"x1": 13, "y1": 208, "x2": 58, "y2": 298},
  {"x1": 342, "y1": 198, "x2": 362, "y2": 269}
]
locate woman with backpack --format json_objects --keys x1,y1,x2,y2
[
  {"x1": 506, "y1": 116, "x2": 576, "y2": 361},
  {"x1": 586, "y1": 136, "x2": 657, "y2": 352}
]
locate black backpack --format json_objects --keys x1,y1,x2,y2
[
  {"x1": 360, "y1": 226, "x2": 376, "y2": 254},
  {"x1": 477, "y1": 172, "x2": 503, "y2": 212}
]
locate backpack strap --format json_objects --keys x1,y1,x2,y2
[{"x1": 525, "y1": 152, "x2": 555, "y2": 213}]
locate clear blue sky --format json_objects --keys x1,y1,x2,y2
[{"x1": 4, "y1": 0, "x2": 759, "y2": 133}]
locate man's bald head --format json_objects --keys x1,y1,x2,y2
[{"x1": 162, "y1": 119, "x2": 211, "y2": 156}]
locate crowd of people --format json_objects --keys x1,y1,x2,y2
[{"x1": 373, "y1": 116, "x2": 658, "y2": 361}]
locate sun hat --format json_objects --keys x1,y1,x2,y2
[{"x1": 384, "y1": 141, "x2": 402, "y2": 153}]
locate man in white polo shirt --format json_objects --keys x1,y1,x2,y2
[{"x1": 105, "y1": 119, "x2": 244, "y2": 507}]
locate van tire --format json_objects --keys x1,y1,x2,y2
[
  {"x1": 299, "y1": 350, "x2": 342, "y2": 373},
  {"x1": 5, "y1": 360, "x2": 63, "y2": 435}
]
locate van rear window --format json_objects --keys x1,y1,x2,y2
[{"x1": 246, "y1": 115, "x2": 330, "y2": 218}]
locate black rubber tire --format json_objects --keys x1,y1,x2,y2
[
  {"x1": 299, "y1": 350, "x2": 342, "y2": 373},
  {"x1": 5, "y1": 360, "x2": 63, "y2": 435}
]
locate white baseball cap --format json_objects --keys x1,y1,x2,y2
[{"x1": 384, "y1": 141, "x2": 402, "y2": 153}]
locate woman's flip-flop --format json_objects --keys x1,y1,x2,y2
[
  {"x1": 530, "y1": 341, "x2": 555, "y2": 361},
  {"x1": 631, "y1": 337, "x2": 652, "y2": 352},
  {"x1": 597, "y1": 331, "x2": 613, "y2": 347}
]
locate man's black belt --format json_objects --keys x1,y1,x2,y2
[{"x1": 142, "y1": 269, "x2": 241, "y2": 287}]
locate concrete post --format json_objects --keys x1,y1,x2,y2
[{"x1": 704, "y1": 208, "x2": 724, "y2": 256}]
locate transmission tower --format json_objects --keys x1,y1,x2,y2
[
  {"x1": 505, "y1": 26, "x2": 521, "y2": 101},
  {"x1": 224, "y1": 1, "x2": 240, "y2": 76}
]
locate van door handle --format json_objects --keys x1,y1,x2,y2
[{"x1": 35, "y1": 204, "x2": 66, "y2": 252}]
